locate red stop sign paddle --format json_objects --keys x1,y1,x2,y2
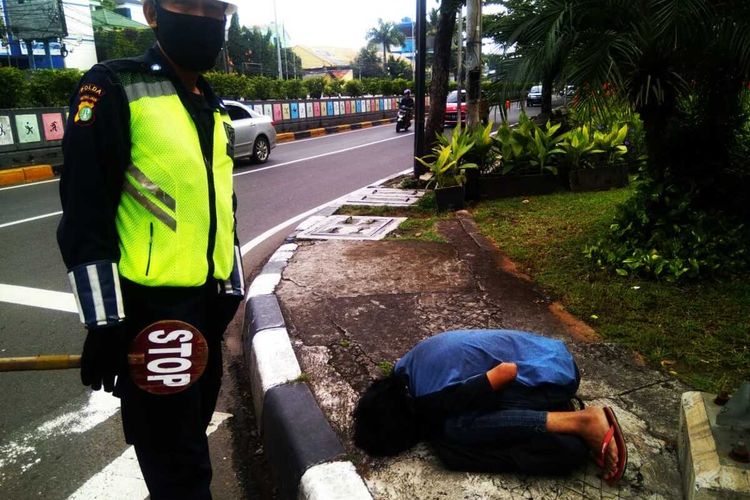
[{"x1": 127, "y1": 320, "x2": 208, "y2": 395}]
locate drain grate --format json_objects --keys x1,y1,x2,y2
[
  {"x1": 342, "y1": 187, "x2": 424, "y2": 207},
  {"x1": 295, "y1": 215, "x2": 406, "y2": 240}
]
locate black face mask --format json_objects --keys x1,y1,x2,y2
[{"x1": 154, "y1": 2, "x2": 225, "y2": 72}]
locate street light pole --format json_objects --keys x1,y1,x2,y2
[
  {"x1": 413, "y1": 0, "x2": 427, "y2": 177},
  {"x1": 273, "y1": 0, "x2": 283, "y2": 79}
]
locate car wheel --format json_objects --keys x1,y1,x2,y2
[{"x1": 251, "y1": 136, "x2": 270, "y2": 163}]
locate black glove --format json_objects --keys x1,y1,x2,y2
[{"x1": 81, "y1": 325, "x2": 128, "y2": 392}]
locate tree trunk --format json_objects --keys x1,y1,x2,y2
[
  {"x1": 424, "y1": 0, "x2": 462, "y2": 153},
  {"x1": 541, "y1": 73, "x2": 553, "y2": 116},
  {"x1": 466, "y1": 0, "x2": 482, "y2": 126},
  {"x1": 383, "y1": 43, "x2": 388, "y2": 73}
]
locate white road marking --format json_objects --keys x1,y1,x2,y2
[
  {"x1": 0, "y1": 284, "x2": 77, "y2": 313},
  {"x1": 66, "y1": 412, "x2": 232, "y2": 500},
  {"x1": 0, "y1": 178, "x2": 60, "y2": 191},
  {"x1": 0, "y1": 211, "x2": 62, "y2": 229},
  {"x1": 233, "y1": 133, "x2": 413, "y2": 178},
  {"x1": 0, "y1": 391, "x2": 120, "y2": 473}
]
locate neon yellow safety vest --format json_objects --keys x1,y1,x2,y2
[{"x1": 114, "y1": 71, "x2": 235, "y2": 287}]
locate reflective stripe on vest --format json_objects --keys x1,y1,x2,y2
[{"x1": 115, "y1": 72, "x2": 235, "y2": 287}]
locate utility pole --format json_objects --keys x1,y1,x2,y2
[
  {"x1": 456, "y1": 6, "x2": 463, "y2": 128},
  {"x1": 273, "y1": 0, "x2": 283, "y2": 79},
  {"x1": 413, "y1": 0, "x2": 427, "y2": 177},
  {"x1": 465, "y1": 0, "x2": 482, "y2": 126}
]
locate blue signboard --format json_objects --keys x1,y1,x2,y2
[{"x1": 290, "y1": 102, "x2": 299, "y2": 119}]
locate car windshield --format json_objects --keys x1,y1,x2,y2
[
  {"x1": 446, "y1": 91, "x2": 467, "y2": 103},
  {"x1": 530, "y1": 86, "x2": 542, "y2": 93}
]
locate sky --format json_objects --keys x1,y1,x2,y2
[
  {"x1": 236, "y1": 1, "x2": 503, "y2": 50},
  {"x1": 237, "y1": 0, "x2": 419, "y2": 49}
]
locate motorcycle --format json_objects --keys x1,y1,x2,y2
[{"x1": 396, "y1": 106, "x2": 413, "y2": 133}]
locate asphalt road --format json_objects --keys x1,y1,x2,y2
[{"x1": 0, "y1": 123, "x2": 414, "y2": 499}]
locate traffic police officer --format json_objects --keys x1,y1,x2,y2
[{"x1": 57, "y1": 0, "x2": 243, "y2": 497}]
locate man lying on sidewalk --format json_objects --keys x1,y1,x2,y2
[{"x1": 353, "y1": 329, "x2": 627, "y2": 485}]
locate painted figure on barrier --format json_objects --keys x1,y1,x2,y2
[
  {"x1": 56, "y1": 0, "x2": 244, "y2": 498},
  {"x1": 353, "y1": 330, "x2": 628, "y2": 486}
]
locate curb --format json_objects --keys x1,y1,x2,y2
[
  {"x1": 0, "y1": 164, "x2": 55, "y2": 187},
  {"x1": 276, "y1": 118, "x2": 397, "y2": 144},
  {"x1": 242, "y1": 169, "x2": 411, "y2": 499},
  {"x1": 243, "y1": 242, "x2": 373, "y2": 500}
]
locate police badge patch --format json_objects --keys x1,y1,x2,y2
[{"x1": 223, "y1": 122, "x2": 235, "y2": 158}]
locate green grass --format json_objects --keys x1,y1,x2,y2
[{"x1": 472, "y1": 188, "x2": 750, "y2": 393}]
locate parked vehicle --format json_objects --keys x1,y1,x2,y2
[
  {"x1": 444, "y1": 90, "x2": 467, "y2": 126},
  {"x1": 396, "y1": 106, "x2": 413, "y2": 132},
  {"x1": 559, "y1": 85, "x2": 576, "y2": 97},
  {"x1": 444, "y1": 90, "x2": 490, "y2": 126},
  {"x1": 526, "y1": 85, "x2": 543, "y2": 107},
  {"x1": 223, "y1": 100, "x2": 277, "y2": 163}
]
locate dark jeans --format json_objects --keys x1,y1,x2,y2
[
  {"x1": 435, "y1": 365, "x2": 588, "y2": 475},
  {"x1": 443, "y1": 380, "x2": 578, "y2": 446},
  {"x1": 114, "y1": 279, "x2": 240, "y2": 500}
]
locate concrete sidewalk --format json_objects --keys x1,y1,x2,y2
[{"x1": 246, "y1": 206, "x2": 689, "y2": 499}]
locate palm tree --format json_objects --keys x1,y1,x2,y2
[{"x1": 367, "y1": 19, "x2": 406, "y2": 72}]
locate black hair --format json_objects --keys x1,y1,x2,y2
[{"x1": 353, "y1": 373, "x2": 420, "y2": 456}]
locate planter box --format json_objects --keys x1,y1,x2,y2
[
  {"x1": 435, "y1": 185, "x2": 465, "y2": 211},
  {"x1": 464, "y1": 168, "x2": 480, "y2": 201},
  {"x1": 478, "y1": 173, "x2": 561, "y2": 199},
  {"x1": 569, "y1": 165, "x2": 629, "y2": 192}
]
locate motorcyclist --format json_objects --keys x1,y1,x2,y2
[{"x1": 400, "y1": 89, "x2": 415, "y2": 110}]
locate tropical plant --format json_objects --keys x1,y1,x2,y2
[
  {"x1": 491, "y1": 114, "x2": 534, "y2": 174},
  {"x1": 528, "y1": 120, "x2": 565, "y2": 174},
  {"x1": 556, "y1": 125, "x2": 603, "y2": 170},
  {"x1": 417, "y1": 131, "x2": 478, "y2": 188},
  {"x1": 438, "y1": 122, "x2": 497, "y2": 172},
  {"x1": 592, "y1": 123, "x2": 628, "y2": 167},
  {"x1": 366, "y1": 19, "x2": 406, "y2": 73}
]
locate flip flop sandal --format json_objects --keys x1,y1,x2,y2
[{"x1": 599, "y1": 406, "x2": 628, "y2": 486}]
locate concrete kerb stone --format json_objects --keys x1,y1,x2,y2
[
  {"x1": 0, "y1": 164, "x2": 55, "y2": 186},
  {"x1": 243, "y1": 220, "x2": 376, "y2": 499}
]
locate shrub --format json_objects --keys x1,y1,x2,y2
[
  {"x1": 361, "y1": 77, "x2": 381, "y2": 95},
  {"x1": 391, "y1": 78, "x2": 409, "y2": 95},
  {"x1": 0, "y1": 67, "x2": 29, "y2": 108},
  {"x1": 204, "y1": 72, "x2": 250, "y2": 99},
  {"x1": 324, "y1": 79, "x2": 343, "y2": 97},
  {"x1": 344, "y1": 79, "x2": 364, "y2": 97},
  {"x1": 379, "y1": 79, "x2": 394, "y2": 96},
  {"x1": 304, "y1": 77, "x2": 326, "y2": 99},
  {"x1": 283, "y1": 79, "x2": 306, "y2": 99},
  {"x1": 585, "y1": 180, "x2": 750, "y2": 282},
  {"x1": 251, "y1": 76, "x2": 279, "y2": 100},
  {"x1": 26, "y1": 69, "x2": 82, "y2": 107}
]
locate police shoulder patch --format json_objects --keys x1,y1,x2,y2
[{"x1": 74, "y1": 101, "x2": 96, "y2": 125}]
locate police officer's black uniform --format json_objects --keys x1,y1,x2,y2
[{"x1": 57, "y1": 46, "x2": 244, "y2": 499}]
